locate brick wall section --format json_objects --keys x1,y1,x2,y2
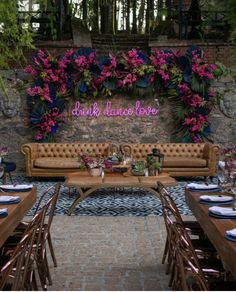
[
  {"x1": 10, "y1": 40, "x2": 236, "y2": 70},
  {"x1": 149, "y1": 41, "x2": 236, "y2": 69}
]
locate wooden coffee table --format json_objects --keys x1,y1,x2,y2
[{"x1": 65, "y1": 172, "x2": 176, "y2": 215}]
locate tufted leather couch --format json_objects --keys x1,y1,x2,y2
[
  {"x1": 21, "y1": 142, "x2": 110, "y2": 177},
  {"x1": 121, "y1": 143, "x2": 219, "y2": 177},
  {"x1": 21, "y1": 142, "x2": 219, "y2": 177}
]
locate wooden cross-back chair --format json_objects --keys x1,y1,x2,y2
[
  {"x1": 0, "y1": 209, "x2": 45, "y2": 290},
  {"x1": 156, "y1": 182, "x2": 214, "y2": 274},
  {"x1": 1, "y1": 183, "x2": 61, "y2": 290},
  {"x1": 162, "y1": 204, "x2": 228, "y2": 290}
]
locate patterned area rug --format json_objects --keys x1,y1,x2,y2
[{"x1": 11, "y1": 176, "x2": 215, "y2": 216}]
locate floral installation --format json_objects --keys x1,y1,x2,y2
[{"x1": 25, "y1": 46, "x2": 224, "y2": 143}]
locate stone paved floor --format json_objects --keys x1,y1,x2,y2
[{"x1": 47, "y1": 216, "x2": 174, "y2": 291}]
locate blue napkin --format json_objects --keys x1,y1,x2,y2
[
  {"x1": 187, "y1": 183, "x2": 221, "y2": 192},
  {"x1": 0, "y1": 208, "x2": 8, "y2": 218},
  {"x1": 225, "y1": 234, "x2": 236, "y2": 242},
  {"x1": 0, "y1": 184, "x2": 33, "y2": 192},
  {"x1": 0, "y1": 195, "x2": 21, "y2": 204},
  {"x1": 199, "y1": 195, "x2": 234, "y2": 205}
]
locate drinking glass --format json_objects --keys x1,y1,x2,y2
[{"x1": 217, "y1": 170, "x2": 228, "y2": 189}]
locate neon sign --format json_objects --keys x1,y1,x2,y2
[{"x1": 71, "y1": 100, "x2": 159, "y2": 118}]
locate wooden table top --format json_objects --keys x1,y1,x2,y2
[
  {"x1": 185, "y1": 189, "x2": 236, "y2": 279},
  {"x1": 0, "y1": 187, "x2": 37, "y2": 248},
  {"x1": 65, "y1": 171, "x2": 177, "y2": 188}
]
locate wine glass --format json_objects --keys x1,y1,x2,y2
[
  {"x1": 229, "y1": 171, "x2": 236, "y2": 202},
  {"x1": 217, "y1": 170, "x2": 228, "y2": 189}
]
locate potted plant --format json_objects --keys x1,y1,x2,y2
[
  {"x1": 79, "y1": 153, "x2": 104, "y2": 176},
  {"x1": 146, "y1": 149, "x2": 163, "y2": 176},
  {"x1": 148, "y1": 161, "x2": 161, "y2": 176},
  {"x1": 131, "y1": 161, "x2": 145, "y2": 176}
]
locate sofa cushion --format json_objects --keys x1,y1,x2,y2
[
  {"x1": 34, "y1": 158, "x2": 82, "y2": 169},
  {"x1": 164, "y1": 157, "x2": 207, "y2": 167}
]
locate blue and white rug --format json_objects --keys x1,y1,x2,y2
[{"x1": 12, "y1": 176, "x2": 216, "y2": 216}]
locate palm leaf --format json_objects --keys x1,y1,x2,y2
[{"x1": 169, "y1": 98, "x2": 188, "y2": 121}]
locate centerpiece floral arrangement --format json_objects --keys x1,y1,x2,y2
[
  {"x1": 25, "y1": 46, "x2": 224, "y2": 143},
  {"x1": 221, "y1": 145, "x2": 236, "y2": 175},
  {"x1": 222, "y1": 145, "x2": 236, "y2": 159},
  {"x1": 79, "y1": 153, "x2": 104, "y2": 169}
]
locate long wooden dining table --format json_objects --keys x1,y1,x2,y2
[
  {"x1": 0, "y1": 187, "x2": 37, "y2": 248},
  {"x1": 185, "y1": 188, "x2": 236, "y2": 279}
]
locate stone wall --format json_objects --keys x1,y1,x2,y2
[{"x1": 0, "y1": 69, "x2": 235, "y2": 176}]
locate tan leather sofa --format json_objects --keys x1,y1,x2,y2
[
  {"x1": 121, "y1": 143, "x2": 219, "y2": 177},
  {"x1": 21, "y1": 142, "x2": 110, "y2": 177},
  {"x1": 21, "y1": 142, "x2": 219, "y2": 177}
]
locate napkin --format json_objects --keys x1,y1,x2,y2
[
  {"x1": 0, "y1": 195, "x2": 21, "y2": 204},
  {"x1": 199, "y1": 195, "x2": 233, "y2": 202},
  {"x1": 226, "y1": 228, "x2": 236, "y2": 237},
  {"x1": 0, "y1": 184, "x2": 33, "y2": 191},
  {"x1": 0, "y1": 208, "x2": 8, "y2": 218},
  {"x1": 209, "y1": 206, "x2": 236, "y2": 216},
  {"x1": 187, "y1": 183, "x2": 219, "y2": 190}
]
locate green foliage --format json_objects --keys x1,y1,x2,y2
[
  {"x1": 146, "y1": 155, "x2": 161, "y2": 170},
  {"x1": 0, "y1": 1, "x2": 34, "y2": 68},
  {"x1": 227, "y1": 0, "x2": 236, "y2": 42},
  {"x1": 214, "y1": 62, "x2": 227, "y2": 78},
  {"x1": 132, "y1": 161, "x2": 145, "y2": 173}
]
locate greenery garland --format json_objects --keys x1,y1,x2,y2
[{"x1": 25, "y1": 46, "x2": 224, "y2": 143}]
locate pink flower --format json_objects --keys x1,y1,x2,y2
[
  {"x1": 24, "y1": 65, "x2": 37, "y2": 76},
  {"x1": 27, "y1": 86, "x2": 41, "y2": 96},
  {"x1": 35, "y1": 133, "x2": 43, "y2": 140}
]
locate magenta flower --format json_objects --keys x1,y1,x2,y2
[{"x1": 34, "y1": 133, "x2": 43, "y2": 141}]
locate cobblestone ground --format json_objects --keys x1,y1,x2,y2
[{"x1": 47, "y1": 216, "x2": 174, "y2": 291}]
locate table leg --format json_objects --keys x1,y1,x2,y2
[{"x1": 67, "y1": 187, "x2": 99, "y2": 215}]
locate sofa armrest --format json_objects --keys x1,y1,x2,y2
[
  {"x1": 203, "y1": 143, "x2": 220, "y2": 175},
  {"x1": 21, "y1": 143, "x2": 39, "y2": 176}
]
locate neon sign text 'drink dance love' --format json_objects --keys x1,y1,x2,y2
[{"x1": 71, "y1": 100, "x2": 159, "y2": 118}]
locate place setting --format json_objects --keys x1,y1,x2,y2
[
  {"x1": 0, "y1": 195, "x2": 21, "y2": 205},
  {"x1": 0, "y1": 208, "x2": 8, "y2": 218},
  {"x1": 0, "y1": 184, "x2": 33, "y2": 192},
  {"x1": 225, "y1": 228, "x2": 236, "y2": 242},
  {"x1": 198, "y1": 193, "x2": 235, "y2": 205},
  {"x1": 208, "y1": 206, "x2": 236, "y2": 219},
  {"x1": 186, "y1": 182, "x2": 221, "y2": 192}
]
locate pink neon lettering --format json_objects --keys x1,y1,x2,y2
[
  {"x1": 71, "y1": 100, "x2": 159, "y2": 117},
  {"x1": 71, "y1": 101, "x2": 100, "y2": 117}
]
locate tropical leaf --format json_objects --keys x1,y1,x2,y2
[
  {"x1": 103, "y1": 79, "x2": 116, "y2": 90},
  {"x1": 190, "y1": 75, "x2": 205, "y2": 95},
  {"x1": 136, "y1": 75, "x2": 150, "y2": 88}
]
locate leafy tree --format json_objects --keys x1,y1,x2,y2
[
  {"x1": 227, "y1": 0, "x2": 236, "y2": 42},
  {"x1": 0, "y1": 0, "x2": 34, "y2": 69}
]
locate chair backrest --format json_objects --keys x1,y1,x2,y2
[
  {"x1": 157, "y1": 181, "x2": 186, "y2": 226},
  {"x1": 172, "y1": 222, "x2": 208, "y2": 291},
  {"x1": 34, "y1": 183, "x2": 61, "y2": 232},
  {"x1": 0, "y1": 210, "x2": 44, "y2": 290}
]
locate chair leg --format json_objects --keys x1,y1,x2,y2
[
  {"x1": 44, "y1": 251, "x2": 53, "y2": 285},
  {"x1": 2, "y1": 172, "x2": 6, "y2": 184},
  {"x1": 31, "y1": 269, "x2": 39, "y2": 291},
  {"x1": 162, "y1": 237, "x2": 169, "y2": 264},
  {"x1": 47, "y1": 232, "x2": 57, "y2": 267},
  {"x1": 8, "y1": 172, "x2": 13, "y2": 184}
]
